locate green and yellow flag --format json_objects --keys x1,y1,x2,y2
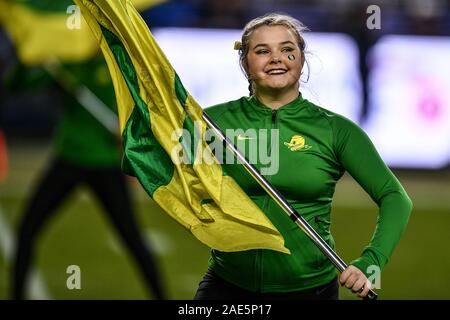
[
  {"x1": 0, "y1": 0, "x2": 165, "y2": 64},
  {"x1": 74, "y1": 0, "x2": 289, "y2": 253}
]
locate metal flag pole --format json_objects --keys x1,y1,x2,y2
[{"x1": 202, "y1": 112, "x2": 378, "y2": 301}]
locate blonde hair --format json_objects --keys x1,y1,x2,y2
[{"x1": 236, "y1": 13, "x2": 309, "y2": 95}]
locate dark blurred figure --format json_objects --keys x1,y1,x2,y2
[
  {"x1": 142, "y1": 0, "x2": 200, "y2": 28},
  {"x1": 0, "y1": 114, "x2": 7, "y2": 183},
  {"x1": 403, "y1": 0, "x2": 449, "y2": 36},
  {"x1": 197, "y1": 0, "x2": 249, "y2": 28},
  {"x1": 0, "y1": 116, "x2": 6, "y2": 182},
  {"x1": 0, "y1": 28, "x2": 10, "y2": 182},
  {"x1": 4, "y1": 55, "x2": 167, "y2": 300},
  {"x1": 336, "y1": 2, "x2": 382, "y2": 124}
]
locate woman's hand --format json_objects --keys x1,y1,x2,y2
[{"x1": 339, "y1": 265, "x2": 372, "y2": 298}]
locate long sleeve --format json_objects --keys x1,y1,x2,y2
[
  {"x1": 332, "y1": 115, "x2": 413, "y2": 275},
  {"x1": 4, "y1": 62, "x2": 53, "y2": 93}
]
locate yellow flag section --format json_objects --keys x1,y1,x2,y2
[
  {"x1": 0, "y1": 0, "x2": 166, "y2": 65},
  {"x1": 0, "y1": 0, "x2": 96, "y2": 64},
  {"x1": 75, "y1": 0, "x2": 289, "y2": 254}
]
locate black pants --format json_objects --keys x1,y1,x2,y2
[
  {"x1": 194, "y1": 269, "x2": 339, "y2": 300},
  {"x1": 11, "y1": 158, "x2": 165, "y2": 299}
]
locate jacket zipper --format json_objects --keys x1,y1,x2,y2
[
  {"x1": 256, "y1": 195, "x2": 270, "y2": 292},
  {"x1": 314, "y1": 216, "x2": 330, "y2": 269},
  {"x1": 267, "y1": 109, "x2": 278, "y2": 158},
  {"x1": 257, "y1": 110, "x2": 278, "y2": 291},
  {"x1": 272, "y1": 109, "x2": 278, "y2": 123}
]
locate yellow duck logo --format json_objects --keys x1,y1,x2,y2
[{"x1": 284, "y1": 135, "x2": 312, "y2": 151}]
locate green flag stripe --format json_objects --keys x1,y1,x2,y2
[
  {"x1": 174, "y1": 74, "x2": 200, "y2": 165},
  {"x1": 101, "y1": 25, "x2": 174, "y2": 196},
  {"x1": 122, "y1": 108, "x2": 174, "y2": 196},
  {"x1": 200, "y1": 199, "x2": 214, "y2": 205},
  {"x1": 174, "y1": 73, "x2": 188, "y2": 107}
]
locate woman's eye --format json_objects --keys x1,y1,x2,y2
[
  {"x1": 256, "y1": 50, "x2": 269, "y2": 55},
  {"x1": 282, "y1": 47, "x2": 294, "y2": 52}
]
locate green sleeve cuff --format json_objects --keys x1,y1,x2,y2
[
  {"x1": 350, "y1": 257, "x2": 373, "y2": 277},
  {"x1": 350, "y1": 248, "x2": 388, "y2": 277}
]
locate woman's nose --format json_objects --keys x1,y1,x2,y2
[{"x1": 271, "y1": 56, "x2": 281, "y2": 63}]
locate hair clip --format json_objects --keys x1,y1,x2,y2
[{"x1": 234, "y1": 41, "x2": 242, "y2": 50}]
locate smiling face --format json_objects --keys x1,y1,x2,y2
[{"x1": 245, "y1": 25, "x2": 304, "y2": 96}]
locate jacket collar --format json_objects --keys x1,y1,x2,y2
[{"x1": 247, "y1": 92, "x2": 307, "y2": 115}]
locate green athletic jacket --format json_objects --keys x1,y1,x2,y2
[
  {"x1": 54, "y1": 58, "x2": 121, "y2": 167},
  {"x1": 204, "y1": 94, "x2": 413, "y2": 293},
  {"x1": 5, "y1": 57, "x2": 121, "y2": 168}
]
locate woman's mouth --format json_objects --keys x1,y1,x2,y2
[{"x1": 266, "y1": 68, "x2": 287, "y2": 75}]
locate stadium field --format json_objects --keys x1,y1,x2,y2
[{"x1": 1, "y1": 142, "x2": 449, "y2": 300}]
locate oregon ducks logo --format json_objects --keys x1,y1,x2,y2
[{"x1": 284, "y1": 135, "x2": 312, "y2": 152}]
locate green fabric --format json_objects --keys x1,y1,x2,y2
[
  {"x1": 175, "y1": 73, "x2": 198, "y2": 164},
  {"x1": 4, "y1": 57, "x2": 121, "y2": 167},
  {"x1": 54, "y1": 57, "x2": 121, "y2": 167},
  {"x1": 101, "y1": 26, "x2": 175, "y2": 196},
  {"x1": 205, "y1": 94, "x2": 412, "y2": 293},
  {"x1": 174, "y1": 73, "x2": 188, "y2": 107},
  {"x1": 122, "y1": 106, "x2": 174, "y2": 196}
]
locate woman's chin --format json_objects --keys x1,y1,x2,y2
[{"x1": 264, "y1": 83, "x2": 294, "y2": 93}]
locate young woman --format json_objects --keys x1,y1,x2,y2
[{"x1": 194, "y1": 13, "x2": 412, "y2": 300}]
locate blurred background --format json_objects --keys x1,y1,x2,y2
[{"x1": 1, "y1": 0, "x2": 450, "y2": 300}]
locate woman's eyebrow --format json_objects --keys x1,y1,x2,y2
[
  {"x1": 253, "y1": 40, "x2": 296, "y2": 50},
  {"x1": 253, "y1": 43, "x2": 268, "y2": 50},
  {"x1": 280, "y1": 41, "x2": 295, "y2": 46}
]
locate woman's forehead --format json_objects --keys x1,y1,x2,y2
[{"x1": 249, "y1": 25, "x2": 297, "y2": 45}]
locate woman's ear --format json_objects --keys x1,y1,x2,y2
[
  {"x1": 242, "y1": 59, "x2": 251, "y2": 79},
  {"x1": 243, "y1": 59, "x2": 249, "y2": 74},
  {"x1": 300, "y1": 53, "x2": 305, "y2": 71}
]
